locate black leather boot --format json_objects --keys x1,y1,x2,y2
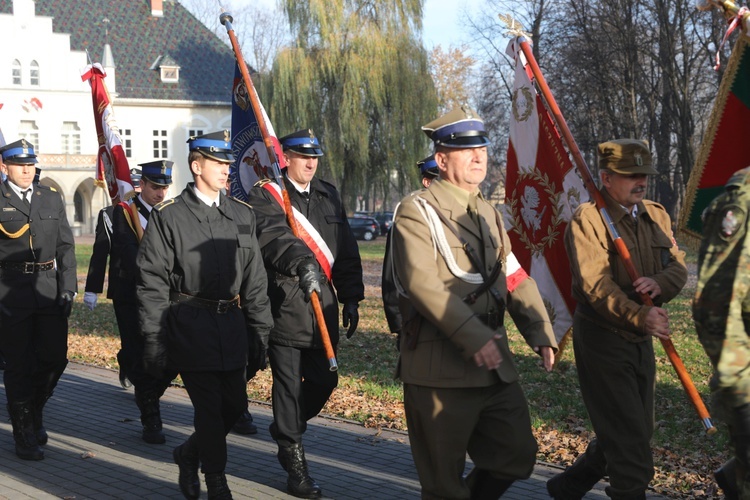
[
  {"x1": 135, "y1": 389, "x2": 165, "y2": 444},
  {"x1": 8, "y1": 400, "x2": 44, "y2": 460},
  {"x1": 231, "y1": 408, "x2": 257, "y2": 435},
  {"x1": 715, "y1": 458, "x2": 739, "y2": 500},
  {"x1": 205, "y1": 471, "x2": 233, "y2": 499},
  {"x1": 173, "y1": 434, "x2": 200, "y2": 499},
  {"x1": 32, "y1": 391, "x2": 52, "y2": 445},
  {"x1": 547, "y1": 452, "x2": 604, "y2": 500},
  {"x1": 283, "y1": 442, "x2": 322, "y2": 499},
  {"x1": 466, "y1": 468, "x2": 514, "y2": 499}
]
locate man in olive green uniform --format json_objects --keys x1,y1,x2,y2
[
  {"x1": 392, "y1": 107, "x2": 557, "y2": 499},
  {"x1": 694, "y1": 166, "x2": 750, "y2": 499},
  {"x1": 548, "y1": 139, "x2": 687, "y2": 500}
]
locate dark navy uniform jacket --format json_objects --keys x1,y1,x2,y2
[
  {"x1": 247, "y1": 175, "x2": 364, "y2": 349},
  {"x1": 85, "y1": 205, "x2": 116, "y2": 299},
  {"x1": 0, "y1": 181, "x2": 76, "y2": 319},
  {"x1": 136, "y1": 184, "x2": 273, "y2": 372}
]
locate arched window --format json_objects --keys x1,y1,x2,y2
[
  {"x1": 30, "y1": 60, "x2": 40, "y2": 86},
  {"x1": 12, "y1": 60, "x2": 21, "y2": 85}
]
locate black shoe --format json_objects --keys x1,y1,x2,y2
[
  {"x1": 231, "y1": 408, "x2": 257, "y2": 435},
  {"x1": 205, "y1": 471, "x2": 233, "y2": 500},
  {"x1": 283, "y1": 443, "x2": 322, "y2": 499},
  {"x1": 119, "y1": 368, "x2": 132, "y2": 389},
  {"x1": 173, "y1": 435, "x2": 200, "y2": 499}
]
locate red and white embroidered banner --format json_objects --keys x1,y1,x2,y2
[
  {"x1": 503, "y1": 37, "x2": 589, "y2": 345},
  {"x1": 81, "y1": 63, "x2": 133, "y2": 204}
]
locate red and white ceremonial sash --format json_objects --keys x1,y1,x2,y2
[{"x1": 262, "y1": 182, "x2": 334, "y2": 280}]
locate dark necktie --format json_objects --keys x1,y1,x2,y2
[{"x1": 22, "y1": 189, "x2": 30, "y2": 208}]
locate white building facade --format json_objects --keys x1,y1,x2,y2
[{"x1": 0, "y1": 0, "x2": 234, "y2": 234}]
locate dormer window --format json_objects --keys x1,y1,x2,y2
[
  {"x1": 161, "y1": 66, "x2": 179, "y2": 82},
  {"x1": 150, "y1": 55, "x2": 180, "y2": 83}
]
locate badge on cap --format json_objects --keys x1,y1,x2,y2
[
  {"x1": 720, "y1": 208, "x2": 743, "y2": 238},
  {"x1": 634, "y1": 154, "x2": 643, "y2": 166}
]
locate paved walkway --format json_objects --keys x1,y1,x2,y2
[{"x1": 0, "y1": 362, "x2": 653, "y2": 499}]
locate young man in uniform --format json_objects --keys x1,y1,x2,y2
[
  {"x1": 137, "y1": 131, "x2": 272, "y2": 499},
  {"x1": 247, "y1": 129, "x2": 364, "y2": 499},
  {"x1": 392, "y1": 107, "x2": 557, "y2": 498},
  {"x1": 83, "y1": 167, "x2": 142, "y2": 389},
  {"x1": 0, "y1": 139, "x2": 76, "y2": 460}
]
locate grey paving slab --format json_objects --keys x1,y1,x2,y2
[{"x1": 0, "y1": 362, "x2": 658, "y2": 499}]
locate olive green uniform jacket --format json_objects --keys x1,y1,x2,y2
[
  {"x1": 392, "y1": 179, "x2": 556, "y2": 388},
  {"x1": 565, "y1": 188, "x2": 687, "y2": 339}
]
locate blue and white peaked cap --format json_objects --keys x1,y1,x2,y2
[
  {"x1": 422, "y1": 106, "x2": 490, "y2": 149},
  {"x1": 0, "y1": 139, "x2": 38, "y2": 165},
  {"x1": 416, "y1": 154, "x2": 439, "y2": 179},
  {"x1": 187, "y1": 130, "x2": 234, "y2": 163},
  {"x1": 280, "y1": 129, "x2": 324, "y2": 157}
]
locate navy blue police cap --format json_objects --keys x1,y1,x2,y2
[
  {"x1": 187, "y1": 130, "x2": 234, "y2": 163},
  {"x1": 130, "y1": 167, "x2": 142, "y2": 189},
  {"x1": 416, "y1": 154, "x2": 439, "y2": 179},
  {"x1": 421, "y1": 106, "x2": 490, "y2": 149},
  {"x1": 280, "y1": 129, "x2": 324, "y2": 157},
  {"x1": 139, "y1": 160, "x2": 173, "y2": 187},
  {"x1": 0, "y1": 139, "x2": 38, "y2": 165}
]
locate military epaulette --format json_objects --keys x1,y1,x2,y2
[
  {"x1": 254, "y1": 178, "x2": 273, "y2": 188},
  {"x1": 227, "y1": 196, "x2": 253, "y2": 210},
  {"x1": 35, "y1": 184, "x2": 54, "y2": 192},
  {"x1": 154, "y1": 198, "x2": 177, "y2": 211}
]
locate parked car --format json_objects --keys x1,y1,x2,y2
[
  {"x1": 373, "y1": 211, "x2": 394, "y2": 234},
  {"x1": 347, "y1": 217, "x2": 380, "y2": 241}
]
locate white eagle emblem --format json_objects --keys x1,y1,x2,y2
[{"x1": 520, "y1": 185, "x2": 546, "y2": 235}]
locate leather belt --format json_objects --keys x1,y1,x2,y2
[
  {"x1": 0, "y1": 259, "x2": 55, "y2": 274},
  {"x1": 169, "y1": 292, "x2": 240, "y2": 314},
  {"x1": 477, "y1": 312, "x2": 503, "y2": 330}
]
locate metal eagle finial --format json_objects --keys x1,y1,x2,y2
[{"x1": 498, "y1": 14, "x2": 532, "y2": 39}]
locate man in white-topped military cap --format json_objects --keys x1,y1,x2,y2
[{"x1": 391, "y1": 107, "x2": 557, "y2": 498}]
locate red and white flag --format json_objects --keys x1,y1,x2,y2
[
  {"x1": 81, "y1": 63, "x2": 133, "y2": 204},
  {"x1": 503, "y1": 37, "x2": 588, "y2": 346}
]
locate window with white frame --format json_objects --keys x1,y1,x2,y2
[
  {"x1": 30, "y1": 61, "x2": 40, "y2": 86},
  {"x1": 122, "y1": 129, "x2": 132, "y2": 158},
  {"x1": 153, "y1": 130, "x2": 168, "y2": 158},
  {"x1": 61, "y1": 121, "x2": 81, "y2": 154},
  {"x1": 12, "y1": 60, "x2": 21, "y2": 85},
  {"x1": 19, "y1": 121, "x2": 39, "y2": 151}
]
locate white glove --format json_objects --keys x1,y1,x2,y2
[{"x1": 83, "y1": 292, "x2": 98, "y2": 311}]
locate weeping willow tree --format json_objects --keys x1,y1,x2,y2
[{"x1": 266, "y1": 0, "x2": 439, "y2": 210}]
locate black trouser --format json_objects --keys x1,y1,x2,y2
[
  {"x1": 1, "y1": 307, "x2": 68, "y2": 403},
  {"x1": 181, "y1": 368, "x2": 246, "y2": 474},
  {"x1": 268, "y1": 343, "x2": 338, "y2": 446}
]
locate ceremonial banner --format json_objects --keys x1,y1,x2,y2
[
  {"x1": 681, "y1": 34, "x2": 750, "y2": 237},
  {"x1": 230, "y1": 63, "x2": 285, "y2": 201},
  {"x1": 81, "y1": 63, "x2": 133, "y2": 204},
  {"x1": 503, "y1": 37, "x2": 588, "y2": 346}
]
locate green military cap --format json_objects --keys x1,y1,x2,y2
[{"x1": 597, "y1": 139, "x2": 657, "y2": 175}]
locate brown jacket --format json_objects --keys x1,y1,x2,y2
[
  {"x1": 392, "y1": 180, "x2": 556, "y2": 388},
  {"x1": 564, "y1": 188, "x2": 687, "y2": 339}
]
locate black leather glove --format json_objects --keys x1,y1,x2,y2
[
  {"x1": 342, "y1": 302, "x2": 359, "y2": 339},
  {"x1": 297, "y1": 260, "x2": 322, "y2": 301},
  {"x1": 142, "y1": 336, "x2": 167, "y2": 379},
  {"x1": 58, "y1": 291, "x2": 74, "y2": 318}
]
